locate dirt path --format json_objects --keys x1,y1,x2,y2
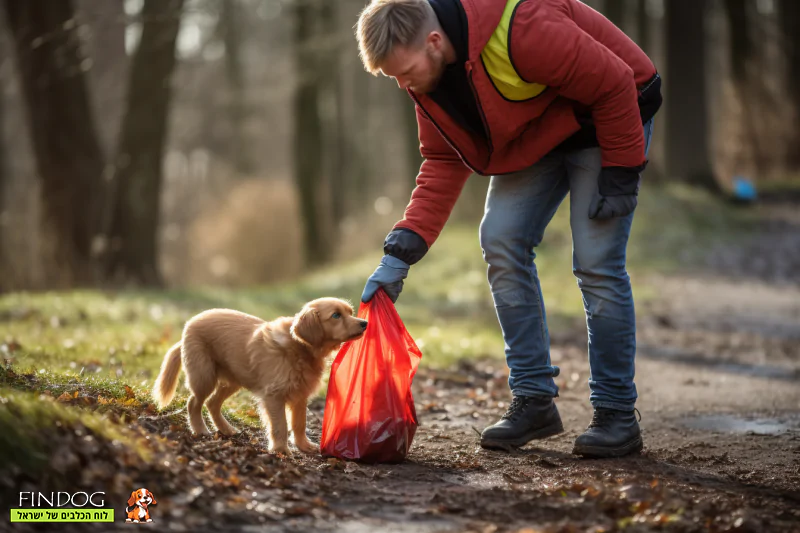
[{"x1": 284, "y1": 267, "x2": 800, "y2": 532}]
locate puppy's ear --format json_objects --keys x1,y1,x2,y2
[
  {"x1": 128, "y1": 491, "x2": 138, "y2": 506},
  {"x1": 148, "y1": 490, "x2": 157, "y2": 505},
  {"x1": 291, "y1": 307, "x2": 323, "y2": 347}
]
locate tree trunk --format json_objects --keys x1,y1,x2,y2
[
  {"x1": 348, "y1": 67, "x2": 372, "y2": 211},
  {"x1": 320, "y1": 1, "x2": 346, "y2": 231},
  {"x1": 664, "y1": 0, "x2": 718, "y2": 189},
  {"x1": 779, "y1": 0, "x2": 800, "y2": 169},
  {"x1": 0, "y1": 56, "x2": 5, "y2": 293},
  {"x1": 3, "y1": 0, "x2": 106, "y2": 286},
  {"x1": 603, "y1": 0, "x2": 627, "y2": 32},
  {"x1": 78, "y1": 0, "x2": 127, "y2": 160},
  {"x1": 635, "y1": 0, "x2": 649, "y2": 53},
  {"x1": 220, "y1": 0, "x2": 252, "y2": 175},
  {"x1": 293, "y1": 0, "x2": 330, "y2": 267},
  {"x1": 105, "y1": 0, "x2": 184, "y2": 285},
  {"x1": 722, "y1": 0, "x2": 768, "y2": 175},
  {"x1": 724, "y1": 0, "x2": 752, "y2": 83}
]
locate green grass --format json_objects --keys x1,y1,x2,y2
[
  {"x1": 0, "y1": 386, "x2": 149, "y2": 475},
  {"x1": 0, "y1": 184, "x2": 755, "y2": 422}
]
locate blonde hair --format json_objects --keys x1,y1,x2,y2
[{"x1": 356, "y1": 0, "x2": 438, "y2": 75}]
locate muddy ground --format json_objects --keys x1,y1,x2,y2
[{"x1": 7, "y1": 202, "x2": 800, "y2": 533}]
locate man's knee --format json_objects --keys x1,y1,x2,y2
[
  {"x1": 480, "y1": 215, "x2": 539, "y2": 268},
  {"x1": 572, "y1": 239, "x2": 630, "y2": 292},
  {"x1": 571, "y1": 222, "x2": 629, "y2": 279}
]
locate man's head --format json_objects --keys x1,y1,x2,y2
[{"x1": 356, "y1": 0, "x2": 453, "y2": 93}]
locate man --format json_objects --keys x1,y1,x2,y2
[{"x1": 357, "y1": 0, "x2": 662, "y2": 458}]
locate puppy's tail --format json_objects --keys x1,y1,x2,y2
[{"x1": 153, "y1": 341, "x2": 183, "y2": 408}]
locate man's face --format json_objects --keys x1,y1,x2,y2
[{"x1": 380, "y1": 33, "x2": 448, "y2": 94}]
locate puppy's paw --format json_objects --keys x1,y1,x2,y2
[
  {"x1": 295, "y1": 439, "x2": 320, "y2": 455},
  {"x1": 217, "y1": 424, "x2": 239, "y2": 436},
  {"x1": 269, "y1": 443, "x2": 291, "y2": 456}
]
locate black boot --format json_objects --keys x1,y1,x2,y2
[
  {"x1": 480, "y1": 395, "x2": 564, "y2": 451},
  {"x1": 572, "y1": 407, "x2": 643, "y2": 458}
]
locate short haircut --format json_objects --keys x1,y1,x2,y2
[{"x1": 356, "y1": 0, "x2": 438, "y2": 75}]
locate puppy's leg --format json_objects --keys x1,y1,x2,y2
[
  {"x1": 182, "y1": 337, "x2": 216, "y2": 436},
  {"x1": 258, "y1": 395, "x2": 289, "y2": 454},
  {"x1": 206, "y1": 382, "x2": 241, "y2": 436},
  {"x1": 289, "y1": 398, "x2": 318, "y2": 454}
]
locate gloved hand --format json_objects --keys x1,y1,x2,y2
[
  {"x1": 361, "y1": 255, "x2": 410, "y2": 303},
  {"x1": 588, "y1": 164, "x2": 646, "y2": 220}
]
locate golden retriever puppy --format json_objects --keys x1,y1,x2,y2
[{"x1": 152, "y1": 298, "x2": 367, "y2": 454}]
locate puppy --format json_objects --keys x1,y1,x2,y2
[
  {"x1": 125, "y1": 488, "x2": 156, "y2": 523},
  {"x1": 153, "y1": 298, "x2": 367, "y2": 454}
]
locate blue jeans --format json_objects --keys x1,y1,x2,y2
[{"x1": 479, "y1": 121, "x2": 654, "y2": 411}]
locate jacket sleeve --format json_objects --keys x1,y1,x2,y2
[
  {"x1": 509, "y1": 0, "x2": 646, "y2": 168},
  {"x1": 392, "y1": 104, "x2": 472, "y2": 248}
]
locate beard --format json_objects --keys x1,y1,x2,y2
[{"x1": 415, "y1": 49, "x2": 448, "y2": 94}]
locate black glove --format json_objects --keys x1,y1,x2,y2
[{"x1": 588, "y1": 164, "x2": 646, "y2": 220}]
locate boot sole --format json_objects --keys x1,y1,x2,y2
[
  {"x1": 572, "y1": 435, "x2": 643, "y2": 458},
  {"x1": 480, "y1": 420, "x2": 565, "y2": 451}
]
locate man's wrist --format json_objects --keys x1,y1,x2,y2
[
  {"x1": 381, "y1": 255, "x2": 410, "y2": 271},
  {"x1": 599, "y1": 165, "x2": 646, "y2": 196},
  {"x1": 383, "y1": 228, "x2": 428, "y2": 265}
]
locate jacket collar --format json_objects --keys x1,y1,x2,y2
[{"x1": 458, "y1": 0, "x2": 506, "y2": 61}]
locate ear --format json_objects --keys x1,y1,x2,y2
[
  {"x1": 291, "y1": 307, "x2": 323, "y2": 347},
  {"x1": 148, "y1": 491, "x2": 157, "y2": 505},
  {"x1": 426, "y1": 30, "x2": 442, "y2": 49},
  {"x1": 128, "y1": 491, "x2": 137, "y2": 506}
]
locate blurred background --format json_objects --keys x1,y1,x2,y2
[{"x1": 0, "y1": 0, "x2": 798, "y2": 291}]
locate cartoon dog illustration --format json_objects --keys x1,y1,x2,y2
[{"x1": 125, "y1": 488, "x2": 157, "y2": 523}]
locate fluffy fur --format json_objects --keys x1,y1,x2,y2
[{"x1": 153, "y1": 298, "x2": 367, "y2": 454}]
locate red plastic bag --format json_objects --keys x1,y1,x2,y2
[{"x1": 321, "y1": 289, "x2": 422, "y2": 463}]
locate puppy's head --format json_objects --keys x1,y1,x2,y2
[
  {"x1": 128, "y1": 488, "x2": 156, "y2": 507},
  {"x1": 291, "y1": 298, "x2": 367, "y2": 350}
]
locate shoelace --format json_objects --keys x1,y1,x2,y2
[
  {"x1": 588, "y1": 407, "x2": 642, "y2": 428},
  {"x1": 501, "y1": 396, "x2": 534, "y2": 422}
]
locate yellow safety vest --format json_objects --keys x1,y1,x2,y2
[{"x1": 480, "y1": 0, "x2": 548, "y2": 101}]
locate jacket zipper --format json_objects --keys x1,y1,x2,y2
[
  {"x1": 409, "y1": 91, "x2": 483, "y2": 175},
  {"x1": 466, "y1": 65, "x2": 494, "y2": 158}
]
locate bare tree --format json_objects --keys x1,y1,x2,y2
[
  {"x1": 320, "y1": 1, "x2": 347, "y2": 230},
  {"x1": 3, "y1": 0, "x2": 106, "y2": 286},
  {"x1": 722, "y1": 0, "x2": 770, "y2": 174},
  {"x1": 635, "y1": 0, "x2": 649, "y2": 53},
  {"x1": 0, "y1": 49, "x2": 5, "y2": 293},
  {"x1": 779, "y1": 0, "x2": 800, "y2": 169},
  {"x1": 78, "y1": 0, "x2": 127, "y2": 160},
  {"x1": 603, "y1": 0, "x2": 627, "y2": 31},
  {"x1": 344, "y1": 57, "x2": 373, "y2": 213},
  {"x1": 664, "y1": 0, "x2": 718, "y2": 189},
  {"x1": 293, "y1": 0, "x2": 331, "y2": 267},
  {"x1": 220, "y1": 0, "x2": 252, "y2": 175},
  {"x1": 105, "y1": 0, "x2": 184, "y2": 285}
]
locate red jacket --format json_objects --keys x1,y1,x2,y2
[{"x1": 393, "y1": 0, "x2": 657, "y2": 248}]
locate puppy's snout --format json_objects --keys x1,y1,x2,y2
[{"x1": 358, "y1": 319, "x2": 368, "y2": 330}]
